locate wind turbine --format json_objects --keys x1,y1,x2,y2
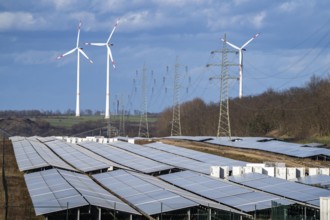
[
  {"x1": 85, "y1": 19, "x2": 119, "y2": 119},
  {"x1": 221, "y1": 33, "x2": 260, "y2": 99},
  {"x1": 56, "y1": 21, "x2": 93, "y2": 117}
]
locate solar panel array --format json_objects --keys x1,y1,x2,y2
[
  {"x1": 164, "y1": 136, "x2": 214, "y2": 142},
  {"x1": 93, "y1": 170, "x2": 198, "y2": 215},
  {"x1": 297, "y1": 175, "x2": 330, "y2": 188},
  {"x1": 160, "y1": 170, "x2": 294, "y2": 212},
  {"x1": 12, "y1": 139, "x2": 49, "y2": 171},
  {"x1": 46, "y1": 140, "x2": 110, "y2": 172},
  {"x1": 58, "y1": 169, "x2": 140, "y2": 214},
  {"x1": 79, "y1": 141, "x2": 174, "y2": 174},
  {"x1": 145, "y1": 142, "x2": 246, "y2": 167},
  {"x1": 110, "y1": 141, "x2": 214, "y2": 174},
  {"x1": 12, "y1": 139, "x2": 76, "y2": 172},
  {"x1": 24, "y1": 169, "x2": 89, "y2": 215},
  {"x1": 24, "y1": 169, "x2": 139, "y2": 216},
  {"x1": 206, "y1": 137, "x2": 330, "y2": 158},
  {"x1": 228, "y1": 172, "x2": 330, "y2": 207},
  {"x1": 11, "y1": 136, "x2": 328, "y2": 218}
]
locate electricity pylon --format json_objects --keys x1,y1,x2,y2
[
  {"x1": 171, "y1": 57, "x2": 182, "y2": 136},
  {"x1": 207, "y1": 34, "x2": 238, "y2": 139},
  {"x1": 138, "y1": 64, "x2": 150, "y2": 138},
  {"x1": 119, "y1": 95, "x2": 126, "y2": 136}
]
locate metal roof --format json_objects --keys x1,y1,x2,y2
[
  {"x1": 228, "y1": 172, "x2": 330, "y2": 207},
  {"x1": 160, "y1": 170, "x2": 294, "y2": 212},
  {"x1": 78, "y1": 141, "x2": 174, "y2": 174},
  {"x1": 24, "y1": 169, "x2": 140, "y2": 216}
]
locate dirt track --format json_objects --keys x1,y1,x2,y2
[{"x1": 160, "y1": 139, "x2": 330, "y2": 168}]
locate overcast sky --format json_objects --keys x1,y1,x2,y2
[{"x1": 1, "y1": 0, "x2": 329, "y2": 114}]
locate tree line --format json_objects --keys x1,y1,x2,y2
[{"x1": 156, "y1": 75, "x2": 330, "y2": 139}]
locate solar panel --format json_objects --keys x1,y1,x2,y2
[
  {"x1": 160, "y1": 170, "x2": 295, "y2": 212},
  {"x1": 144, "y1": 142, "x2": 246, "y2": 168},
  {"x1": 109, "y1": 141, "x2": 214, "y2": 174},
  {"x1": 93, "y1": 170, "x2": 198, "y2": 215},
  {"x1": 298, "y1": 174, "x2": 330, "y2": 187},
  {"x1": 24, "y1": 169, "x2": 140, "y2": 216},
  {"x1": 206, "y1": 137, "x2": 330, "y2": 158},
  {"x1": 24, "y1": 169, "x2": 88, "y2": 215},
  {"x1": 46, "y1": 140, "x2": 111, "y2": 172},
  {"x1": 12, "y1": 139, "x2": 49, "y2": 171},
  {"x1": 57, "y1": 169, "x2": 139, "y2": 214},
  {"x1": 78, "y1": 141, "x2": 174, "y2": 174},
  {"x1": 29, "y1": 140, "x2": 76, "y2": 171},
  {"x1": 228, "y1": 173, "x2": 330, "y2": 207},
  {"x1": 164, "y1": 136, "x2": 214, "y2": 142}
]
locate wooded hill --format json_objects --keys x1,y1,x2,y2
[{"x1": 156, "y1": 75, "x2": 330, "y2": 140}]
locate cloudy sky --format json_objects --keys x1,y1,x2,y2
[{"x1": 1, "y1": 0, "x2": 329, "y2": 114}]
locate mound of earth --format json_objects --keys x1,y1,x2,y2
[{"x1": 0, "y1": 118, "x2": 63, "y2": 136}]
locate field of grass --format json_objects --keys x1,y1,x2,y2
[{"x1": 43, "y1": 115, "x2": 158, "y2": 128}]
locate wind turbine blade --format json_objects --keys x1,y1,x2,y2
[
  {"x1": 76, "y1": 21, "x2": 82, "y2": 48},
  {"x1": 223, "y1": 39, "x2": 240, "y2": 50},
  {"x1": 56, "y1": 48, "x2": 77, "y2": 60},
  {"x1": 85, "y1": 42, "x2": 107, "y2": 46},
  {"x1": 78, "y1": 48, "x2": 93, "y2": 64},
  {"x1": 241, "y1": 33, "x2": 260, "y2": 49},
  {"x1": 107, "y1": 46, "x2": 115, "y2": 68},
  {"x1": 107, "y1": 19, "x2": 120, "y2": 43}
]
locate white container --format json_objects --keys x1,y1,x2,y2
[
  {"x1": 246, "y1": 163, "x2": 266, "y2": 168},
  {"x1": 253, "y1": 166, "x2": 263, "y2": 174},
  {"x1": 321, "y1": 197, "x2": 330, "y2": 220},
  {"x1": 276, "y1": 167, "x2": 287, "y2": 179},
  {"x1": 232, "y1": 166, "x2": 243, "y2": 176},
  {"x1": 243, "y1": 166, "x2": 253, "y2": 174},
  {"x1": 263, "y1": 167, "x2": 275, "y2": 177},
  {"x1": 210, "y1": 166, "x2": 220, "y2": 178},
  {"x1": 309, "y1": 168, "x2": 319, "y2": 176},
  {"x1": 220, "y1": 166, "x2": 229, "y2": 179},
  {"x1": 287, "y1": 168, "x2": 297, "y2": 181},
  {"x1": 296, "y1": 167, "x2": 306, "y2": 178},
  {"x1": 320, "y1": 168, "x2": 330, "y2": 176},
  {"x1": 128, "y1": 138, "x2": 135, "y2": 144}
]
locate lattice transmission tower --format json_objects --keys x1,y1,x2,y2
[
  {"x1": 138, "y1": 64, "x2": 149, "y2": 138},
  {"x1": 171, "y1": 57, "x2": 182, "y2": 136},
  {"x1": 207, "y1": 34, "x2": 238, "y2": 139}
]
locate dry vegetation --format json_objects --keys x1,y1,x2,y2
[
  {"x1": 156, "y1": 75, "x2": 330, "y2": 142},
  {"x1": 0, "y1": 137, "x2": 43, "y2": 220}
]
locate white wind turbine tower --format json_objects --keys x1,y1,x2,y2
[
  {"x1": 85, "y1": 19, "x2": 119, "y2": 119},
  {"x1": 56, "y1": 21, "x2": 93, "y2": 117},
  {"x1": 221, "y1": 33, "x2": 260, "y2": 99}
]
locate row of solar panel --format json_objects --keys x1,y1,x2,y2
[
  {"x1": 11, "y1": 136, "x2": 330, "y2": 217},
  {"x1": 165, "y1": 136, "x2": 330, "y2": 158},
  {"x1": 10, "y1": 136, "x2": 247, "y2": 174}
]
